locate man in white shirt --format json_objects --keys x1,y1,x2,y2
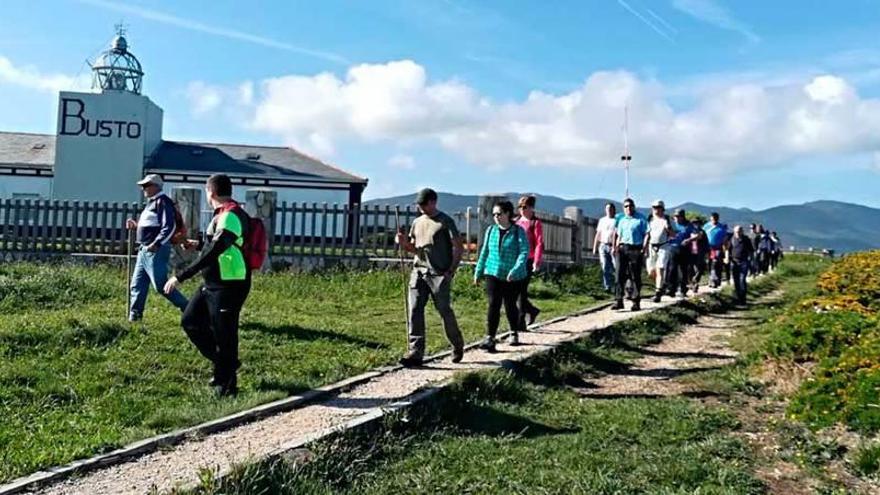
[
  {"x1": 645, "y1": 199, "x2": 675, "y2": 303},
  {"x1": 592, "y1": 202, "x2": 618, "y2": 292}
]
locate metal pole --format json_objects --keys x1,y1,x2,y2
[
  {"x1": 622, "y1": 105, "x2": 632, "y2": 199},
  {"x1": 465, "y1": 206, "x2": 472, "y2": 260},
  {"x1": 125, "y1": 227, "x2": 133, "y2": 319},
  {"x1": 395, "y1": 209, "x2": 410, "y2": 333}
]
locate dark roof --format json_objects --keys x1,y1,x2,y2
[
  {"x1": 147, "y1": 141, "x2": 367, "y2": 184},
  {"x1": 0, "y1": 133, "x2": 366, "y2": 184},
  {"x1": 0, "y1": 132, "x2": 55, "y2": 169}
]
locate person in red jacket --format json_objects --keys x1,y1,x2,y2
[{"x1": 515, "y1": 195, "x2": 544, "y2": 328}]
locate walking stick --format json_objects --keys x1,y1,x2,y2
[
  {"x1": 125, "y1": 227, "x2": 133, "y2": 319},
  {"x1": 395, "y1": 209, "x2": 410, "y2": 333}
]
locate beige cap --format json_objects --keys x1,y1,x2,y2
[
  {"x1": 651, "y1": 199, "x2": 665, "y2": 208},
  {"x1": 137, "y1": 174, "x2": 163, "y2": 188}
]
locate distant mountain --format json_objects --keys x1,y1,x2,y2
[{"x1": 366, "y1": 193, "x2": 878, "y2": 253}]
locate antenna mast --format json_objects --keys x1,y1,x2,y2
[{"x1": 620, "y1": 105, "x2": 632, "y2": 199}]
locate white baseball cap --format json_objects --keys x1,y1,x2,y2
[
  {"x1": 651, "y1": 199, "x2": 665, "y2": 208},
  {"x1": 136, "y1": 174, "x2": 163, "y2": 188}
]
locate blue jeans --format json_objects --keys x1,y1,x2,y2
[
  {"x1": 599, "y1": 243, "x2": 617, "y2": 290},
  {"x1": 129, "y1": 243, "x2": 189, "y2": 319}
]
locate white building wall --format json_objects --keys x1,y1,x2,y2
[
  {"x1": 0, "y1": 176, "x2": 52, "y2": 200},
  {"x1": 53, "y1": 91, "x2": 163, "y2": 203}
]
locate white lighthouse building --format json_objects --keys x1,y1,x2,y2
[{"x1": 0, "y1": 28, "x2": 368, "y2": 207}]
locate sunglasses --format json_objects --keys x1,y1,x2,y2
[
  {"x1": 492, "y1": 212, "x2": 504, "y2": 217},
  {"x1": 623, "y1": 204, "x2": 634, "y2": 208}
]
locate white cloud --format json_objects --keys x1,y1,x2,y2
[
  {"x1": 0, "y1": 56, "x2": 86, "y2": 93},
  {"x1": 185, "y1": 81, "x2": 222, "y2": 115},
  {"x1": 388, "y1": 154, "x2": 416, "y2": 170},
  {"x1": 672, "y1": 0, "x2": 760, "y2": 44},
  {"x1": 186, "y1": 60, "x2": 880, "y2": 182}
]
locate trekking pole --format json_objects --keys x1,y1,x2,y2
[
  {"x1": 125, "y1": 227, "x2": 133, "y2": 319},
  {"x1": 394, "y1": 209, "x2": 410, "y2": 333}
]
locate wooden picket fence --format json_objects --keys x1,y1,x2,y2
[{"x1": 0, "y1": 198, "x2": 598, "y2": 266}]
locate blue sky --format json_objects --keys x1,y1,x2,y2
[{"x1": 1, "y1": 0, "x2": 879, "y2": 209}]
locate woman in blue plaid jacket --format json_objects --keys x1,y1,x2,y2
[{"x1": 474, "y1": 200, "x2": 530, "y2": 351}]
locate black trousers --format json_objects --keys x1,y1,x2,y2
[
  {"x1": 665, "y1": 248, "x2": 691, "y2": 295},
  {"x1": 691, "y1": 253, "x2": 706, "y2": 286},
  {"x1": 182, "y1": 283, "x2": 251, "y2": 382},
  {"x1": 757, "y1": 250, "x2": 771, "y2": 274},
  {"x1": 485, "y1": 276, "x2": 523, "y2": 338},
  {"x1": 517, "y1": 260, "x2": 538, "y2": 330},
  {"x1": 732, "y1": 260, "x2": 750, "y2": 302},
  {"x1": 616, "y1": 245, "x2": 644, "y2": 303}
]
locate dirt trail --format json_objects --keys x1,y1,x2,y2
[{"x1": 580, "y1": 297, "x2": 773, "y2": 398}]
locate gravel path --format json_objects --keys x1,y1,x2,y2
[
  {"x1": 32, "y1": 293, "x2": 710, "y2": 495},
  {"x1": 580, "y1": 293, "x2": 780, "y2": 398}
]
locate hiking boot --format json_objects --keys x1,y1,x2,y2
[
  {"x1": 478, "y1": 337, "x2": 497, "y2": 353},
  {"x1": 527, "y1": 308, "x2": 541, "y2": 326},
  {"x1": 652, "y1": 292, "x2": 662, "y2": 303},
  {"x1": 128, "y1": 313, "x2": 142, "y2": 323},
  {"x1": 209, "y1": 360, "x2": 242, "y2": 386},
  {"x1": 213, "y1": 376, "x2": 238, "y2": 398},
  {"x1": 507, "y1": 332, "x2": 520, "y2": 346},
  {"x1": 451, "y1": 347, "x2": 464, "y2": 364},
  {"x1": 631, "y1": 301, "x2": 641, "y2": 311},
  {"x1": 612, "y1": 300, "x2": 625, "y2": 310},
  {"x1": 399, "y1": 351, "x2": 424, "y2": 367}
]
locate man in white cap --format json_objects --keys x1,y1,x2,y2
[
  {"x1": 644, "y1": 199, "x2": 675, "y2": 303},
  {"x1": 124, "y1": 174, "x2": 189, "y2": 322}
]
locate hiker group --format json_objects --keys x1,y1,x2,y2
[
  {"x1": 592, "y1": 198, "x2": 783, "y2": 312},
  {"x1": 126, "y1": 178, "x2": 782, "y2": 395},
  {"x1": 393, "y1": 190, "x2": 784, "y2": 367}
]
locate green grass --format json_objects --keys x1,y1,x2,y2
[
  {"x1": 192, "y1": 371, "x2": 765, "y2": 495},
  {"x1": 190, "y1": 255, "x2": 840, "y2": 495},
  {"x1": 191, "y1": 262, "x2": 820, "y2": 495},
  {"x1": 0, "y1": 261, "x2": 605, "y2": 483}
]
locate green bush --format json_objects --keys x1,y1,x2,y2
[
  {"x1": 765, "y1": 310, "x2": 875, "y2": 361},
  {"x1": 853, "y1": 442, "x2": 880, "y2": 477},
  {"x1": 788, "y1": 327, "x2": 880, "y2": 432}
]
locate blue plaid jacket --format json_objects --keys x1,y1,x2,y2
[{"x1": 474, "y1": 224, "x2": 530, "y2": 282}]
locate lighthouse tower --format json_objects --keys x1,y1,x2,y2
[{"x1": 52, "y1": 26, "x2": 164, "y2": 202}]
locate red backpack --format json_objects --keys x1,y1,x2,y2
[
  {"x1": 220, "y1": 202, "x2": 269, "y2": 270},
  {"x1": 170, "y1": 202, "x2": 188, "y2": 246}
]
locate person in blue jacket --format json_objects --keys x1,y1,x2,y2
[
  {"x1": 665, "y1": 209, "x2": 700, "y2": 297},
  {"x1": 613, "y1": 198, "x2": 649, "y2": 311},
  {"x1": 474, "y1": 200, "x2": 530, "y2": 351},
  {"x1": 702, "y1": 212, "x2": 728, "y2": 288}
]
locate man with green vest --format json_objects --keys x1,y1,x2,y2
[{"x1": 164, "y1": 174, "x2": 251, "y2": 397}]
